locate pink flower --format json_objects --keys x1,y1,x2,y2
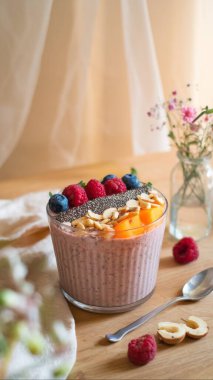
[
  {"x1": 168, "y1": 98, "x2": 176, "y2": 111},
  {"x1": 172, "y1": 90, "x2": 177, "y2": 96},
  {"x1": 168, "y1": 103, "x2": 175, "y2": 111},
  {"x1": 181, "y1": 106, "x2": 197, "y2": 123}
]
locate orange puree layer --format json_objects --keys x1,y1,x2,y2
[
  {"x1": 139, "y1": 206, "x2": 163, "y2": 225},
  {"x1": 114, "y1": 206, "x2": 164, "y2": 239}
]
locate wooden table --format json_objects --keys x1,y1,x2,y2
[{"x1": 0, "y1": 151, "x2": 213, "y2": 380}]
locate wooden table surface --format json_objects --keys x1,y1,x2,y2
[{"x1": 0, "y1": 151, "x2": 213, "y2": 380}]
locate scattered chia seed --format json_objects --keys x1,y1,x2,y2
[{"x1": 55, "y1": 185, "x2": 150, "y2": 223}]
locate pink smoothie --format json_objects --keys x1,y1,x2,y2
[{"x1": 48, "y1": 211, "x2": 167, "y2": 313}]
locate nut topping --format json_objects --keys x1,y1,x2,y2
[
  {"x1": 71, "y1": 189, "x2": 164, "y2": 233},
  {"x1": 151, "y1": 203, "x2": 161, "y2": 208},
  {"x1": 126, "y1": 199, "x2": 139, "y2": 209},
  {"x1": 94, "y1": 221, "x2": 104, "y2": 231},
  {"x1": 102, "y1": 218, "x2": 111, "y2": 224},
  {"x1": 112, "y1": 211, "x2": 119, "y2": 220},
  {"x1": 75, "y1": 222, "x2": 85, "y2": 230},
  {"x1": 87, "y1": 210, "x2": 103, "y2": 220},
  {"x1": 103, "y1": 207, "x2": 117, "y2": 219},
  {"x1": 137, "y1": 194, "x2": 155, "y2": 203},
  {"x1": 138, "y1": 199, "x2": 151, "y2": 209},
  {"x1": 116, "y1": 212, "x2": 130, "y2": 222},
  {"x1": 152, "y1": 195, "x2": 165, "y2": 205},
  {"x1": 84, "y1": 219, "x2": 95, "y2": 227}
]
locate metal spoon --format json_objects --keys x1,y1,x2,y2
[{"x1": 106, "y1": 267, "x2": 213, "y2": 343}]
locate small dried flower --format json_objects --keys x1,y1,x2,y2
[
  {"x1": 168, "y1": 102, "x2": 175, "y2": 111},
  {"x1": 147, "y1": 86, "x2": 213, "y2": 159},
  {"x1": 181, "y1": 106, "x2": 197, "y2": 123},
  {"x1": 189, "y1": 123, "x2": 200, "y2": 132}
]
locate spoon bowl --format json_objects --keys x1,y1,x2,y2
[
  {"x1": 106, "y1": 267, "x2": 213, "y2": 342},
  {"x1": 182, "y1": 267, "x2": 213, "y2": 299}
]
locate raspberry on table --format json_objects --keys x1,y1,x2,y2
[
  {"x1": 85, "y1": 179, "x2": 106, "y2": 200},
  {"x1": 104, "y1": 178, "x2": 127, "y2": 195},
  {"x1": 128, "y1": 334, "x2": 157, "y2": 366},
  {"x1": 62, "y1": 184, "x2": 88, "y2": 208},
  {"x1": 173, "y1": 237, "x2": 199, "y2": 264}
]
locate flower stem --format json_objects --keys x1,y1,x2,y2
[{"x1": 192, "y1": 106, "x2": 213, "y2": 123}]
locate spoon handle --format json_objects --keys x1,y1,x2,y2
[{"x1": 106, "y1": 296, "x2": 185, "y2": 342}]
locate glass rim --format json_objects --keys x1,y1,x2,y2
[{"x1": 46, "y1": 188, "x2": 168, "y2": 234}]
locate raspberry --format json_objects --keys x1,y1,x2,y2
[
  {"x1": 128, "y1": 334, "x2": 157, "y2": 366},
  {"x1": 173, "y1": 237, "x2": 199, "y2": 264},
  {"x1": 104, "y1": 178, "x2": 127, "y2": 195},
  {"x1": 85, "y1": 179, "x2": 106, "y2": 200},
  {"x1": 62, "y1": 184, "x2": 88, "y2": 207}
]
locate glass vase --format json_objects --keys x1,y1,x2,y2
[{"x1": 169, "y1": 152, "x2": 213, "y2": 241}]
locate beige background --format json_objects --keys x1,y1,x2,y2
[{"x1": 0, "y1": 0, "x2": 213, "y2": 180}]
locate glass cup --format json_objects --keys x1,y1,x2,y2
[{"x1": 47, "y1": 189, "x2": 168, "y2": 313}]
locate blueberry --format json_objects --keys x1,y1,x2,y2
[
  {"x1": 122, "y1": 174, "x2": 141, "y2": 189},
  {"x1": 101, "y1": 174, "x2": 117, "y2": 184},
  {"x1": 48, "y1": 194, "x2": 69, "y2": 213}
]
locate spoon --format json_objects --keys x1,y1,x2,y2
[{"x1": 106, "y1": 267, "x2": 213, "y2": 343}]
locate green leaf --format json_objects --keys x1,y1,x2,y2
[
  {"x1": 25, "y1": 332, "x2": 45, "y2": 355},
  {"x1": 146, "y1": 182, "x2": 152, "y2": 189},
  {"x1": 78, "y1": 180, "x2": 86, "y2": 188},
  {"x1": 0, "y1": 289, "x2": 21, "y2": 308},
  {"x1": 130, "y1": 167, "x2": 137, "y2": 176},
  {"x1": 49, "y1": 192, "x2": 53, "y2": 198},
  {"x1": 168, "y1": 131, "x2": 175, "y2": 140},
  {"x1": 53, "y1": 363, "x2": 70, "y2": 378},
  {"x1": 0, "y1": 334, "x2": 8, "y2": 355},
  {"x1": 206, "y1": 107, "x2": 213, "y2": 114}
]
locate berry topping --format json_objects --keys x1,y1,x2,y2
[
  {"x1": 101, "y1": 174, "x2": 117, "y2": 184},
  {"x1": 85, "y1": 179, "x2": 106, "y2": 200},
  {"x1": 128, "y1": 334, "x2": 157, "y2": 366},
  {"x1": 122, "y1": 174, "x2": 141, "y2": 189},
  {"x1": 48, "y1": 194, "x2": 69, "y2": 213},
  {"x1": 62, "y1": 184, "x2": 88, "y2": 208},
  {"x1": 104, "y1": 178, "x2": 127, "y2": 195},
  {"x1": 173, "y1": 237, "x2": 199, "y2": 264}
]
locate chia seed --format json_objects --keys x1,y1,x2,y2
[{"x1": 56, "y1": 185, "x2": 149, "y2": 223}]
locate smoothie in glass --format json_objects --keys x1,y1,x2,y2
[{"x1": 47, "y1": 185, "x2": 167, "y2": 313}]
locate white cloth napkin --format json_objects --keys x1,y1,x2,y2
[
  {"x1": 0, "y1": 190, "x2": 77, "y2": 380},
  {"x1": 0, "y1": 190, "x2": 57, "y2": 241}
]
